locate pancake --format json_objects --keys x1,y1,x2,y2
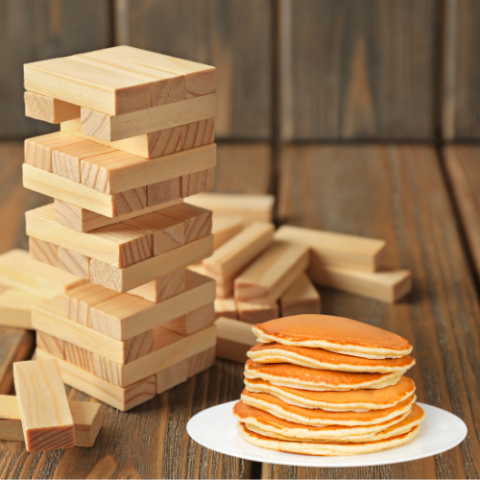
[
  {"x1": 245, "y1": 360, "x2": 404, "y2": 391},
  {"x1": 233, "y1": 401, "x2": 412, "y2": 441},
  {"x1": 244, "y1": 376, "x2": 416, "y2": 411},
  {"x1": 237, "y1": 422, "x2": 420, "y2": 456},
  {"x1": 248, "y1": 343, "x2": 415, "y2": 373},
  {"x1": 245, "y1": 404, "x2": 425, "y2": 443},
  {"x1": 241, "y1": 390, "x2": 415, "y2": 426},
  {"x1": 253, "y1": 315, "x2": 412, "y2": 359}
]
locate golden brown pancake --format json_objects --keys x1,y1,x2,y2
[
  {"x1": 241, "y1": 390, "x2": 415, "y2": 426},
  {"x1": 244, "y1": 376, "x2": 416, "y2": 411},
  {"x1": 253, "y1": 315, "x2": 412, "y2": 359},
  {"x1": 248, "y1": 343, "x2": 415, "y2": 373},
  {"x1": 245, "y1": 360, "x2": 404, "y2": 391},
  {"x1": 237, "y1": 422, "x2": 420, "y2": 456}
]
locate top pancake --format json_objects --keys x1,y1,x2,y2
[
  {"x1": 248, "y1": 343, "x2": 415, "y2": 373},
  {"x1": 253, "y1": 315, "x2": 412, "y2": 359}
]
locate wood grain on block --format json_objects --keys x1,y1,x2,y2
[
  {"x1": 280, "y1": 273, "x2": 321, "y2": 317},
  {"x1": 36, "y1": 349, "x2": 156, "y2": 412},
  {"x1": 37, "y1": 325, "x2": 216, "y2": 387},
  {"x1": 275, "y1": 225, "x2": 387, "y2": 272},
  {"x1": 211, "y1": 214, "x2": 244, "y2": 250},
  {"x1": 237, "y1": 301, "x2": 279, "y2": 324},
  {"x1": 215, "y1": 317, "x2": 257, "y2": 363},
  {"x1": 163, "y1": 303, "x2": 215, "y2": 335},
  {"x1": 58, "y1": 248, "x2": 90, "y2": 280},
  {"x1": 23, "y1": 164, "x2": 147, "y2": 218},
  {"x1": 24, "y1": 91, "x2": 80, "y2": 124},
  {"x1": 186, "y1": 193, "x2": 274, "y2": 224},
  {"x1": 128, "y1": 269, "x2": 186, "y2": 303},
  {"x1": 0, "y1": 289, "x2": 44, "y2": 329},
  {"x1": 234, "y1": 241, "x2": 309, "y2": 304},
  {"x1": 181, "y1": 168, "x2": 215, "y2": 197},
  {"x1": 26, "y1": 204, "x2": 153, "y2": 268},
  {"x1": 64, "y1": 270, "x2": 215, "y2": 340},
  {"x1": 214, "y1": 298, "x2": 238, "y2": 320},
  {"x1": 13, "y1": 359, "x2": 75, "y2": 452},
  {"x1": 0, "y1": 249, "x2": 85, "y2": 297},
  {"x1": 29, "y1": 237, "x2": 58, "y2": 267},
  {"x1": 81, "y1": 94, "x2": 216, "y2": 141},
  {"x1": 147, "y1": 177, "x2": 181, "y2": 206},
  {"x1": 309, "y1": 265, "x2": 412, "y2": 304},
  {"x1": 62, "y1": 117, "x2": 215, "y2": 159},
  {"x1": 0, "y1": 394, "x2": 102, "y2": 448}
]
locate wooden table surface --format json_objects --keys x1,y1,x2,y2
[{"x1": 0, "y1": 142, "x2": 479, "y2": 479}]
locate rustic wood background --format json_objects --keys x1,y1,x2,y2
[{"x1": 0, "y1": 1, "x2": 480, "y2": 479}]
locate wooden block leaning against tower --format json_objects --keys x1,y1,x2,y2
[{"x1": 22, "y1": 46, "x2": 218, "y2": 411}]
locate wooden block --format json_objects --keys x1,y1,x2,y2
[
  {"x1": 0, "y1": 249, "x2": 85, "y2": 297},
  {"x1": 280, "y1": 273, "x2": 321, "y2": 317},
  {"x1": 58, "y1": 248, "x2": 90, "y2": 280},
  {"x1": 211, "y1": 214, "x2": 244, "y2": 250},
  {"x1": 128, "y1": 269, "x2": 186, "y2": 303},
  {"x1": 163, "y1": 302, "x2": 215, "y2": 335},
  {"x1": 215, "y1": 317, "x2": 257, "y2": 364},
  {"x1": 29, "y1": 237, "x2": 58, "y2": 267},
  {"x1": 309, "y1": 265, "x2": 412, "y2": 304},
  {"x1": 36, "y1": 349, "x2": 156, "y2": 412},
  {"x1": 0, "y1": 394, "x2": 102, "y2": 448},
  {"x1": 37, "y1": 325, "x2": 216, "y2": 387},
  {"x1": 54, "y1": 198, "x2": 182, "y2": 232},
  {"x1": 25, "y1": 91, "x2": 80, "y2": 124},
  {"x1": 90, "y1": 235, "x2": 213, "y2": 292},
  {"x1": 62, "y1": 117, "x2": 215, "y2": 159},
  {"x1": 23, "y1": 164, "x2": 147, "y2": 217},
  {"x1": 181, "y1": 168, "x2": 215, "y2": 197},
  {"x1": 234, "y1": 241, "x2": 309, "y2": 305},
  {"x1": 214, "y1": 298, "x2": 238, "y2": 320},
  {"x1": 147, "y1": 177, "x2": 182, "y2": 207},
  {"x1": 187, "y1": 264, "x2": 230, "y2": 298},
  {"x1": 13, "y1": 359, "x2": 74, "y2": 451},
  {"x1": 185, "y1": 193, "x2": 274, "y2": 224},
  {"x1": 81, "y1": 94, "x2": 216, "y2": 141},
  {"x1": 26, "y1": 205, "x2": 153, "y2": 268},
  {"x1": 237, "y1": 301, "x2": 279, "y2": 324},
  {"x1": 0, "y1": 289, "x2": 44, "y2": 329},
  {"x1": 63, "y1": 270, "x2": 215, "y2": 340}
]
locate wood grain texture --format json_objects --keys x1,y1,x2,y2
[
  {"x1": 128, "y1": 269, "x2": 186, "y2": 303},
  {"x1": 280, "y1": 0, "x2": 437, "y2": 140},
  {"x1": 29, "y1": 237, "x2": 59, "y2": 267},
  {"x1": 115, "y1": 0, "x2": 272, "y2": 140}
]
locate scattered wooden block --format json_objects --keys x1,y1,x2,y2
[
  {"x1": 81, "y1": 94, "x2": 216, "y2": 141},
  {"x1": 211, "y1": 214, "x2": 244, "y2": 250},
  {"x1": 36, "y1": 349, "x2": 156, "y2": 412},
  {"x1": 215, "y1": 317, "x2": 257, "y2": 364},
  {"x1": 185, "y1": 193, "x2": 274, "y2": 224},
  {"x1": 280, "y1": 273, "x2": 321, "y2": 317},
  {"x1": 237, "y1": 300, "x2": 279, "y2": 324},
  {"x1": 0, "y1": 249, "x2": 85, "y2": 297},
  {"x1": 0, "y1": 394, "x2": 102, "y2": 448},
  {"x1": 187, "y1": 264, "x2": 230, "y2": 298},
  {"x1": 13, "y1": 359, "x2": 75, "y2": 451},
  {"x1": 29, "y1": 237, "x2": 58, "y2": 267},
  {"x1": 89, "y1": 235, "x2": 213, "y2": 292},
  {"x1": 62, "y1": 117, "x2": 215, "y2": 159},
  {"x1": 274, "y1": 225, "x2": 387, "y2": 273},
  {"x1": 181, "y1": 168, "x2": 214, "y2": 197},
  {"x1": 128, "y1": 269, "x2": 186, "y2": 303},
  {"x1": 25, "y1": 91, "x2": 80, "y2": 124},
  {"x1": 58, "y1": 247, "x2": 90, "y2": 280},
  {"x1": 163, "y1": 302, "x2": 215, "y2": 335},
  {"x1": 214, "y1": 298, "x2": 238, "y2": 320},
  {"x1": 63, "y1": 270, "x2": 215, "y2": 340},
  {"x1": 309, "y1": 265, "x2": 412, "y2": 303},
  {"x1": 23, "y1": 164, "x2": 147, "y2": 217},
  {"x1": 0, "y1": 289, "x2": 44, "y2": 329}
]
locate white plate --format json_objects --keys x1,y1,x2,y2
[{"x1": 187, "y1": 401, "x2": 467, "y2": 467}]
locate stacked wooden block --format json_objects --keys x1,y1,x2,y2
[{"x1": 21, "y1": 46, "x2": 218, "y2": 411}]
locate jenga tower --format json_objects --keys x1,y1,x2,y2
[{"x1": 22, "y1": 46, "x2": 217, "y2": 411}]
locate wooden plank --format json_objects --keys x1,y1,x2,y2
[
  {"x1": 13, "y1": 359, "x2": 75, "y2": 451},
  {"x1": 0, "y1": 394, "x2": 102, "y2": 448},
  {"x1": 62, "y1": 117, "x2": 215, "y2": 159},
  {"x1": 214, "y1": 298, "x2": 238, "y2": 320},
  {"x1": 211, "y1": 214, "x2": 244, "y2": 250},
  {"x1": 163, "y1": 303, "x2": 215, "y2": 336},
  {"x1": 234, "y1": 241, "x2": 309, "y2": 304},
  {"x1": 181, "y1": 168, "x2": 215, "y2": 197},
  {"x1": 128, "y1": 269, "x2": 186, "y2": 303},
  {"x1": 25, "y1": 91, "x2": 80, "y2": 124},
  {"x1": 0, "y1": 289, "x2": 44, "y2": 329},
  {"x1": 81, "y1": 94, "x2": 216, "y2": 141},
  {"x1": 280, "y1": 0, "x2": 436, "y2": 140},
  {"x1": 237, "y1": 300, "x2": 279, "y2": 324},
  {"x1": 146, "y1": 177, "x2": 181, "y2": 207},
  {"x1": 58, "y1": 247, "x2": 90, "y2": 280},
  {"x1": 215, "y1": 317, "x2": 257, "y2": 364},
  {"x1": 280, "y1": 272, "x2": 321, "y2": 317},
  {"x1": 29, "y1": 237, "x2": 58, "y2": 267}
]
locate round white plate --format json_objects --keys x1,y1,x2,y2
[{"x1": 187, "y1": 401, "x2": 467, "y2": 467}]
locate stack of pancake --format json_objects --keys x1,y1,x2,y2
[{"x1": 233, "y1": 315, "x2": 424, "y2": 456}]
